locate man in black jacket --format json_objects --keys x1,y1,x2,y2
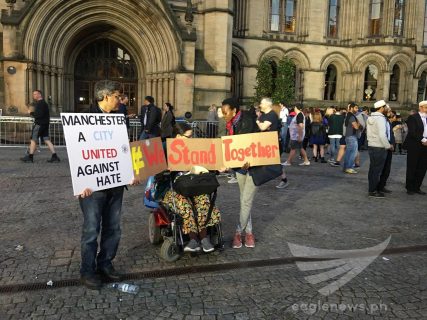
[
  {"x1": 20, "y1": 90, "x2": 60, "y2": 163},
  {"x1": 139, "y1": 96, "x2": 161, "y2": 140},
  {"x1": 404, "y1": 101, "x2": 427, "y2": 195}
]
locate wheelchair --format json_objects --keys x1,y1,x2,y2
[{"x1": 144, "y1": 171, "x2": 224, "y2": 262}]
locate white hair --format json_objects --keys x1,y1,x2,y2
[{"x1": 260, "y1": 98, "x2": 273, "y2": 109}]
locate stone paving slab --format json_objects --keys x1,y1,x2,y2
[{"x1": 0, "y1": 147, "x2": 426, "y2": 319}]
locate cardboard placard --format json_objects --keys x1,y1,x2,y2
[
  {"x1": 61, "y1": 113, "x2": 134, "y2": 196},
  {"x1": 130, "y1": 137, "x2": 168, "y2": 180},
  {"x1": 221, "y1": 131, "x2": 280, "y2": 168},
  {"x1": 166, "y1": 132, "x2": 279, "y2": 171},
  {"x1": 166, "y1": 138, "x2": 223, "y2": 171}
]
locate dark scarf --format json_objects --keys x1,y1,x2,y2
[{"x1": 226, "y1": 111, "x2": 242, "y2": 135}]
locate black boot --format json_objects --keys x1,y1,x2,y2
[
  {"x1": 20, "y1": 154, "x2": 33, "y2": 163},
  {"x1": 47, "y1": 153, "x2": 60, "y2": 163},
  {"x1": 320, "y1": 157, "x2": 327, "y2": 163}
]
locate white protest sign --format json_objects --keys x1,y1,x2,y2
[{"x1": 61, "y1": 113, "x2": 134, "y2": 196}]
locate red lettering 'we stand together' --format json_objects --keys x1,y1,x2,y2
[{"x1": 222, "y1": 139, "x2": 279, "y2": 162}]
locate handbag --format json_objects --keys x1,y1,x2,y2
[
  {"x1": 173, "y1": 172, "x2": 219, "y2": 197},
  {"x1": 249, "y1": 164, "x2": 282, "y2": 186}
]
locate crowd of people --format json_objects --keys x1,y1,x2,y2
[{"x1": 20, "y1": 80, "x2": 427, "y2": 290}]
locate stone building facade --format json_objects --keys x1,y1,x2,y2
[{"x1": 0, "y1": 0, "x2": 426, "y2": 117}]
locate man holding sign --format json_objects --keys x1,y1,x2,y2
[{"x1": 72, "y1": 80, "x2": 134, "y2": 290}]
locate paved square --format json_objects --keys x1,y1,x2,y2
[{"x1": 0, "y1": 147, "x2": 426, "y2": 319}]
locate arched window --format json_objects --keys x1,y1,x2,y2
[
  {"x1": 269, "y1": 60, "x2": 278, "y2": 93},
  {"x1": 74, "y1": 39, "x2": 137, "y2": 113},
  {"x1": 417, "y1": 71, "x2": 427, "y2": 101},
  {"x1": 269, "y1": 0, "x2": 297, "y2": 33},
  {"x1": 369, "y1": 0, "x2": 383, "y2": 36},
  {"x1": 231, "y1": 54, "x2": 243, "y2": 102},
  {"x1": 393, "y1": 0, "x2": 405, "y2": 36},
  {"x1": 324, "y1": 64, "x2": 337, "y2": 100},
  {"x1": 389, "y1": 65, "x2": 400, "y2": 101},
  {"x1": 363, "y1": 64, "x2": 378, "y2": 101},
  {"x1": 327, "y1": 0, "x2": 339, "y2": 38}
]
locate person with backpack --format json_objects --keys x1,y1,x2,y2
[{"x1": 309, "y1": 111, "x2": 327, "y2": 163}]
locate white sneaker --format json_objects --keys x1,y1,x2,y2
[
  {"x1": 298, "y1": 161, "x2": 310, "y2": 166},
  {"x1": 228, "y1": 177, "x2": 238, "y2": 183},
  {"x1": 276, "y1": 181, "x2": 289, "y2": 189},
  {"x1": 282, "y1": 161, "x2": 292, "y2": 166}
]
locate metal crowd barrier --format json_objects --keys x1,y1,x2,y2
[{"x1": 0, "y1": 116, "x2": 219, "y2": 147}]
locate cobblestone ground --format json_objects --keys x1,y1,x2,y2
[{"x1": 0, "y1": 147, "x2": 426, "y2": 319}]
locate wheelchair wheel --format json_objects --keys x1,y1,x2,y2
[
  {"x1": 148, "y1": 212, "x2": 162, "y2": 245},
  {"x1": 160, "y1": 237, "x2": 181, "y2": 262}
]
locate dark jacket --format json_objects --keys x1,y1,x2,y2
[
  {"x1": 404, "y1": 113, "x2": 425, "y2": 150},
  {"x1": 232, "y1": 110, "x2": 257, "y2": 135},
  {"x1": 139, "y1": 103, "x2": 162, "y2": 136},
  {"x1": 118, "y1": 103, "x2": 129, "y2": 128},
  {"x1": 328, "y1": 113, "x2": 344, "y2": 135},
  {"x1": 31, "y1": 99, "x2": 50, "y2": 125},
  {"x1": 160, "y1": 110, "x2": 174, "y2": 138}
]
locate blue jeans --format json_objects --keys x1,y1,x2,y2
[
  {"x1": 329, "y1": 137, "x2": 340, "y2": 160},
  {"x1": 280, "y1": 123, "x2": 289, "y2": 152},
  {"x1": 79, "y1": 187, "x2": 124, "y2": 276},
  {"x1": 139, "y1": 132, "x2": 157, "y2": 140},
  {"x1": 343, "y1": 136, "x2": 358, "y2": 170}
]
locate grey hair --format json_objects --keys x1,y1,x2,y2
[
  {"x1": 261, "y1": 97, "x2": 273, "y2": 108},
  {"x1": 94, "y1": 80, "x2": 122, "y2": 101}
]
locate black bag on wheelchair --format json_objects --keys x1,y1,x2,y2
[{"x1": 173, "y1": 172, "x2": 219, "y2": 197}]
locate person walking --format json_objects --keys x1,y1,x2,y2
[
  {"x1": 221, "y1": 98, "x2": 258, "y2": 248},
  {"x1": 139, "y1": 96, "x2": 161, "y2": 140},
  {"x1": 366, "y1": 100, "x2": 393, "y2": 198},
  {"x1": 78, "y1": 80, "x2": 138, "y2": 290},
  {"x1": 282, "y1": 103, "x2": 310, "y2": 166},
  {"x1": 20, "y1": 90, "x2": 60, "y2": 163},
  {"x1": 404, "y1": 101, "x2": 427, "y2": 195},
  {"x1": 118, "y1": 95, "x2": 136, "y2": 141},
  {"x1": 160, "y1": 102, "x2": 175, "y2": 141}
]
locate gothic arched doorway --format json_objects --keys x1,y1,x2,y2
[{"x1": 74, "y1": 39, "x2": 138, "y2": 113}]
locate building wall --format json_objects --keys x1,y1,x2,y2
[{"x1": 0, "y1": 0, "x2": 426, "y2": 118}]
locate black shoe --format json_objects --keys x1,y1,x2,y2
[
  {"x1": 407, "y1": 190, "x2": 415, "y2": 195},
  {"x1": 80, "y1": 274, "x2": 102, "y2": 290},
  {"x1": 378, "y1": 188, "x2": 392, "y2": 194},
  {"x1": 97, "y1": 266, "x2": 122, "y2": 282},
  {"x1": 20, "y1": 155, "x2": 33, "y2": 163},
  {"x1": 369, "y1": 191, "x2": 385, "y2": 198},
  {"x1": 415, "y1": 190, "x2": 427, "y2": 195},
  {"x1": 330, "y1": 161, "x2": 340, "y2": 167},
  {"x1": 47, "y1": 154, "x2": 60, "y2": 163},
  {"x1": 320, "y1": 158, "x2": 327, "y2": 163}
]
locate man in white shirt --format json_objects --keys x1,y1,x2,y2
[
  {"x1": 366, "y1": 100, "x2": 393, "y2": 198},
  {"x1": 279, "y1": 101, "x2": 289, "y2": 153}
]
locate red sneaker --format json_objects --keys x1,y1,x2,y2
[
  {"x1": 245, "y1": 233, "x2": 255, "y2": 248},
  {"x1": 232, "y1": 232, "x2": 242, "y2": 249}
]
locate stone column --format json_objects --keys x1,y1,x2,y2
[
  {"x1": 51, "y1": 67, "x2": 58, "y2": 114},
  {"x1": 57, "y1": 68, "x2": 63, "y2": 113},
  {"x1": 382, "y1": 71, "x2": 391, "y2": 100}
]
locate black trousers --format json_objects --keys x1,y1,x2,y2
[
  {"x1": 368, "y1": 147, "x2": 387, "y2": 193},
  {"x1": 406, "y1": 146, "x2": 427, "y2": 192},
  {"x1": 377, "y1": 150, "x2": 392, "y2": 191}
]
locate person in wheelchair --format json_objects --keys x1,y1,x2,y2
[{"x1": 162, "y1": 122, "x2": 221, "y2": 253}]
